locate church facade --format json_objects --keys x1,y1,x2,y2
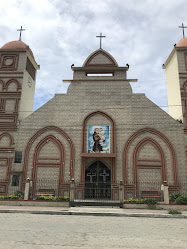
[{"x1": 0, "y1": 37, "x2": 186, "y2": 200}]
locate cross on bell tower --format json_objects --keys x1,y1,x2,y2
[
  {"x1": 17, "y1": 26, "x2": 25, "y2": 41},
  {"x1": 179, "y1": 23, "x2": 187, "y2": 38},
  {"x1": 96, "y1": 33, "x2": 106, "y2": 49}
]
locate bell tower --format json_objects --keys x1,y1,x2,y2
[
  {"x1": 0, "y1": 40, "x2": 40, "y2": 130},
  {"x1": 163, "y1": 37, "x2": 187, "y2": 129}
]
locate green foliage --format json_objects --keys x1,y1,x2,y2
[
  {"x1": 169, "y1": 192, "x2": 181, "y2": 202},
  {"x1": 174, "y1": 195, "x2": 187, "y2": 204},
  {"x1": 124, "y1": 198, "x2": 145, "y2": 204},
  {"x1": 14, "y1": 191, "x2": 24, "y2": 198},
  {"x1": 144, "y1": 198, "x2": 157, "y2": 206},
  {"x1": 124, "y1": 198, "x2": 158, "y2": 206},
  {"x1": 56, "y1": 196, "x2": 69, "y2": 201},
  {"x1": 168, "y1": 209, "x2": 182, "y2": 215},
  {"x1": 35, "y1": 195, "x2": 69, "y2": 201},
  {"x1": 0, "y1": 191, "x2": 23, "y2": 200},
  {"x1": 7, "y1": 194, "x2": 20, "y2": 199}
]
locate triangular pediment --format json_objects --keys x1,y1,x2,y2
[{"x1": 83, "y1": 49, "x2": 118, "y2": 67}]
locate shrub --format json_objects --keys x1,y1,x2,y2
[
  {"x1": 169, "y1": 192, "x2": 181, "y2": 202},
  {"x1": 124, "y1": 198, "x2": 145, "y2": 204},
  {"x1": 174, "y1": 195, "x2": 187, "y2": 204},
  {"x1": 35, "y1": 195, "x2": 69, "y2": 201},
  {"x1": 7, "y1": 194, "x2": 20, "y2": 199},
  {"x1": 14, "y1": 191, "x2": 24, "y2": 198},
  {"x1": 168, "y1": 209, "x2": 182, "y2": 215},
  {"x1": 144, "y1": 198, "x2": 157, "y2": 206},
  {"x1": 35, "y1": 195, "x2": 47, "y2": 200},
  {"x1": 56, "y1": 196, "x2": 69, "y2": 201},
  {"x1": 0, "y1": 191, "x2": 23, "y2": 200}
]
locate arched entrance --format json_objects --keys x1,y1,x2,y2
[{"x1": 85, "y1": 161, "x2": 111, "y2": 199}]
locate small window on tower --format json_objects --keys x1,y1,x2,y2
[
  {"x1": 14, "y1": 151, "x2": 22, "y2": 163},
  {"x1": 11, "y1": 174, "x2": 20, "y2": 186},
  {"x1": 26, "y1": 57, "x2": 36, "y2": 80}
]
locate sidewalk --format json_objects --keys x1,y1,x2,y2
[{"x1": 0, "y1": 205, "x2": 187, "y2": 218}]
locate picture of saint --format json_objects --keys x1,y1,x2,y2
[{"x1": 88, "y1": 126, "x2": 110, "y2": 153}]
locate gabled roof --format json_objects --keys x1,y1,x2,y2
[{"x1": 82, "y1": 49, "x2": 118, "y2": 67}]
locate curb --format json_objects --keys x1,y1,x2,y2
[{"x1": 0, "y1": 209, "x2": 187, "y2": 219}]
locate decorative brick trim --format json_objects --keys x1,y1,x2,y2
[
  {"x1": 123, "y1": 127, "x2": 178, "y2": 185},
  {"x1": 0, "y1": 184, "x2": 7, "y2": 194},
  {"x1": 133, "y1": 137, "x2": 166, "y2": 198},
  {"x1": 0, "y1": 92, "x2": 21, "y2": 97},
  {"x1": 168, "y1": 185, "x2": 180, "y2": 192},
  {"x1": 0, "y1": 132, "x2": 14, "y2": 153},
  {"x1": 0, "y1": 54, "x2": 19, "y2": 71},
  {"x1": 0, "y1": 114, "x2": 17, "y2": 131},
  {"x1": 5, "y1": 79, "x2": 21, "y2": 91},
  {"x1": 182, "y1": 81, "x2": 187, "y2": 91},
  {"x1": 21, "y1": 126, "x2": 75, "y2": 190},
  {"x1": 138, "y1": 159, "x2": 161, "y2": 162},
  {"x1": 0, "y1": 79, "x2": 5, "y2": 90},
  {"x1": 61, "y1": 182, "x2": 70, "y2": 197},
  {"x1": 0, "y1": 72, "x2": 23, "y2": 74},
  {"x1": 81, "y1": 110, "x2": 116, "y2": 184},
  {"x1": 81, "y1": 153, "x2": 116, "y2": 158},
  {"x1": 0, "y1": 157, "x2": 13, "y2": 194},
  {"x1": 0, "y1": 79, "x2": 21, "y2": 129},
  {"x1": 31, "y1": 135, "x2": 65, "y2": 198},
  {"x1": 181, "y1": 92, "x2": 187, "y2": 97}
]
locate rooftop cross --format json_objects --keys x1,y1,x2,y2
[
  {"x1": 179, "y1": 23, "x2": 187, "y2": 38},
  {"x1": 96, "y1": 33, "x2": 106, "y2": 49},
  {"x1": 17, "y1": 26, "x2": 25, "y2": 41}
]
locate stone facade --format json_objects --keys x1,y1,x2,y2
[{"x1": 0, "y1": 40, "x2": 186, "y2": 199}]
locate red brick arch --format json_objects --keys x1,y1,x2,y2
[
  {"x1": 123, "y1": 127, "x2": 178, "y2": 185},
  {"x1": 133, "y1": 137, "x2": 166, "y2": 187},
  {"x1": 5, "y1": 79, "x2": 21, "y2": 91},
  {"x1": 0, "y1": 79, "x2": 5, "y2": 90},
  {"x1": 21, "y1": 126, "x2": 75, "y2": 189},
  {"x1": 82, "y1": 110, "x2": 116, "y2": 153},
  {"x1": 0, "y1": 132, "x2": 14, "y2": 147},
  {"x1": 81, "y1": 110, "x2": 116, "y2": 183},
  {"x1": 31, "y1": 135, "x2": 65, "y2": 197},
  {"x1": 183, "y1": 81, "x2": 187, "y2": 92}
]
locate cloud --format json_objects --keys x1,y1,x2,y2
[{"x1": 0, "y1": 0, "x2": 186, "y2": 112}]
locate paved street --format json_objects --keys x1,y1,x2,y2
[{"x1": 0, "y1": 213, "x2": 187, "y2": 249}]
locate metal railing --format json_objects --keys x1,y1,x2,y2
[{"x1": 0, "y1": 179, "x2": 187, "y2": 201}]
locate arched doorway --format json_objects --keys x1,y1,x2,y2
[{"x1": 85, "y1": 161, "x2": 111, "y2": 199}]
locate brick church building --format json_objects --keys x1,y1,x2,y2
[{"x1": 0, "y1": 36, "x2": 186, "y2": 200}]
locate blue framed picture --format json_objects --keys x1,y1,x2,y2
[{"x1": 88, "y1": 126, "x2": 110, "y2": 153}]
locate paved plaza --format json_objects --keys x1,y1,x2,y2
[{"x1": 0, "y1": 213, "x2": 187, "y2": 249}]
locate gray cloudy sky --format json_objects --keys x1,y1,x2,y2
[{"x1": 0, "y1": 0, "x2": 186, "y2": 112}]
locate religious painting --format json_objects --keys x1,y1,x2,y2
[{"x1": 87, "y1": 126, "x2": 110, "y2": 153}]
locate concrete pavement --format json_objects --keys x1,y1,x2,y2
[
  {"x1": 1, "y1": 213, "x2": 187, "y2": 248},
  {"x1": 0, "y1": 205, "x2": 187, "y2": 218}
]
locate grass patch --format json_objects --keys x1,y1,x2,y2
[{"x1": 168, "y1": 209, "x2": 182, "y2": 215}]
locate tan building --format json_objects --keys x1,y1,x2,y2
[{"x1": 0, "y1": 37, "x2": 186, "y2": 201}]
